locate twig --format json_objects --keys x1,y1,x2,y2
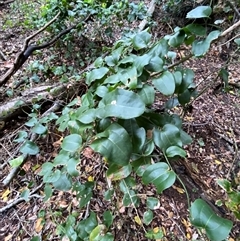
[
  {"x1": 0, "y1": 49, "x2": 7, "y2": 60},
  {"x1": 0, "y1": 183, "x2": 43, "y2": 213}
]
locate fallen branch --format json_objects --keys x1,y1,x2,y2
[{"x1": 0, "y1": 11, "x2": 60, "y2": 86}]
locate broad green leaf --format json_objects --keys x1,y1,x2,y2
[
  {"x1": 119, "y1": 66, "x2": 137, "y2": 87},
  {"x1": 52, "y1": 173, "x2": 72, "y2": 191},
  {"x1": 9, "y1": 155, "x2": 24, "y2": 167},
  {"x1": 146, "y1": 197, "x2": 160, "y2": 210},
  {"x1": 20, "y1": 141, "x2": 39, "y2": 155},
  {"x1": 192, "y1": 30, "x2": 220, "y2": 56},
  {"x1": 107, "y1": 164, "x2": 132, "y2": 181},
  {"x1": 39, "y1": 162, "x2": 54, "y2": 176},
  {"x1": 148, "y1": 39, "x2": 168, "y2": 58},
  {"x1": 105, "y1": 46, "x2": 123, "y2": 66},
  {"x1": 14, "y1": 131, "x2": 28, "y2": 143},
  {"x1": 176, "y1": 68, "x2": 194, "y2": 94},
  {"x1": 142, "y1": 162, "x2": 176, "y2": 193},
  {"x1": 186, "y1": 6, "x2": 212, "y2": 19},
  {"x1": 76, "y1": 212, "x2": 97, "y2": 239},
  {"x1": 96, "y1": 86, "x2": 109, "y2": 97},
  {"x1": 67, "y1": 158, "x2": 79, "y2": 177},
  {"x1": 190, "y1": 199, "x2": 233, "y2": 241},
  {"x1": 153, "y1": 71, "x2": 175, "y2": 95},
  {"x1": 103, "y1": 211, "x2": 113, "y2": 228},
  {"x1": 132, "y1": 31, "x2": 151, "y2": 50},
  {"x1": 123, "y1": 190, "x2": 139, "y2": 206},
  {"x1": 91, "y1": 123, "x2": 132, "y2": 166},
  {"x1": 132, "y1": 127, "x2": 146, "y2": 153},
  {"x1": 78, "y1": 109, "x2": 96, "y2": 124},
  {"x1": 168, "y1": 29, "x2": 185, "y2": 47},
  {"x1": 142, "y1": 140, "x2": 155, "y2": 156},
  {"x1": 43, "y1": 169, "x2": 61, "y2": 183},
  {"x1": 180, "y1": 130, "x2": 192, "y2": 145},
  {"x1": 138, "y1": 84, "x2": 155, "y2": 105},
  {"x1": 53, "y1": 150, "x2": 70, "y2": 166},
  {"x1": 184, "y1": 23, "x2": 207, "y2": 36},
  {"x1": 86, "y1": 67, "x2": 109, "y2": 85},
  {"x1": 166, "y1": 146, "x2": 186, "y2": 158},
  {"x1": 25, "y1": 117, "x2": 38, "y2": 127},
  {"x1": 96, "y1": 89, "x2": 145, "y2": 119},
  {"x1": 143, "y1": 210, "x2": 153, "y2": 225},
  {"x1": 61, "y1": 134, "x2": 82, "y2": 152},
  {"x1": 32, "y1": 123, "x2": 47, "y2": 135},
  {"x1": 178, "y1": 89, "x2": 191, "y2": 105},
  {"x1": 89, "y1": 224, "x2": 107, "y2": 241},
  {"x1": 134, "y1": 54, "x2": 152, "y2": 76},
  {"x1": 153, "y1": 124, "x2": 182, "y2": 152},
  {"x1": 145, "y1": 56, "x2": 164, "y2": 72}
]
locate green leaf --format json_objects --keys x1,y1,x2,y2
[
  {"x1": 107, "y1": 164, "x2": 132, "y2": 181},
  {"x1": 143, "y1": 210, "x2": 153, "y2": 225},
  {"x1": 184, "y1": 23, "x2": 207, "y2": 36},
  {"x1": 153, "y1": 124, "x2": 182, "y2": 152},
  {"x1": 168, "y1": 29, "x2": 185, "y2": 47},
  {"x1": 67, "y1": 158, "x2": 79, "y2": 177},
  {"x1": 234, "y1": 38, "x2": 240, "y2": 46},
  {"x1": 78, "y1": 109, "x2": 96, "y2": 124},
  {"x1": 148, "y1": 39, "x2": 168, "y2": 58},
  {"x1": 52, "y1": 173, "x2": 72, "y2": 191},
  {"x1": 192, "y1": 30, "x2": 220, "y2": 57},
  {"x1": 96, "y1": 89, "x2": 145, "y2": 119},
  {"x1": 20, "y1": 141, "x2": 39, "y2": 155},
  {"x1": 61, "y1": 134, "x2": 82, "y2": 152},
  {"x1": 32, "y1": 123, "x2": 47, "y2": 135},
  {"x1": 89, "y1": 224, "x2": 107, "y2": 241},
  {"x1": 145, "y1": 56, "x2": 164, "y2": 72},
  {"x1": 138, "y1": 84, "x2": 155, "y2": 105},
  {"x1": 21, "y1": 188, "x2": 30, "y2": 201},
  {"x1": 132, "y1": 31, "x2": 151, "y2": 50},
  {"x1": 146, "y1": 197, "x2": 160, "y2": 210},
  {"x1": 134, "y1": 54, "x2": 152, "y2": 75},
  {"x1": 166, "y1": 146, "x2": 186, "y2": 158},
  {"x1": 153, "y1": 71, "x2": 175, "y2": 95},
  {"x1": 103, "y1": 210, "x2": 113, "y2": 228},
  {"x1": 9, "y1": 155, "x2": 24, "y2": 167},
  {"x1": 86, "y1": 67, "x2": 109, "y2": 85},
  {"x1": 91, "y1": 123, "x2": 132, "y2": 166},
  {"x1": 190, "y1": 199, "x2": 233, "y2": 241},
  {"x1": 30, "y1": 237, "x2": 40, "y2": 241},
  {"x1": 104, "y1": 189, "x2": 114, "y2": 201},
  {"x1": 132, "y1": 127, "x2": 146, "y2": 153},
  {"x1": 142, "y1": 162, "x2": 176, "y2": 193},
  {"x1": 43, "y1": 184, "x2": 53, "y2": 201},
  {"x1": 186, "y1": 6, "x2": 212, "y2": 19},
  {"x1": 14, "y1": 131, "x2": 28, "y2": 143},
  {"x1": 123, "y1": 190, "x2": 139, "y2": 206}
]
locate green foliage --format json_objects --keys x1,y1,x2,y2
[
  {"x1": 190, "y1": 199, "x2": 233, "y2": 241},
  {"x1": 12, "y1": 3, "x2": 235, "y2": 240},
  {"x1": 217, "y1": 179, "x2": 240, "y2": 220}
]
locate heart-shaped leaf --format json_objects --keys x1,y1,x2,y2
[{"x1": 190, "y1": 199, "x2": 233, "y2": 241}]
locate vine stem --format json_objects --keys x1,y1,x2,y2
[{"x1": 164, "y1": 153, "x2": 190, "y2": 208}]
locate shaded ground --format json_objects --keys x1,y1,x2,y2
[{"x1": 0, "y1": 1, "x2": 240, "y2": 241}]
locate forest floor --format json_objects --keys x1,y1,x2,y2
[{"x1": 0, "y1": 1, "x2": 240, "y2": 241}]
